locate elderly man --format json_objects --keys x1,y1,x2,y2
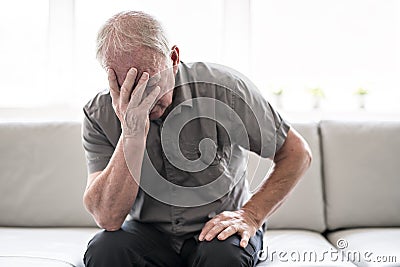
[{"x1": 82, "y1": 11, "x2": 311, "y2": 267}]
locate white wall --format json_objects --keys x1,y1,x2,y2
[{"x1": 0, "y1": 0, "x2": 399, "y2": 121}]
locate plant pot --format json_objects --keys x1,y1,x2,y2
[{"x1": 358, "y1": 95, "x2": 366, "y2": 109}]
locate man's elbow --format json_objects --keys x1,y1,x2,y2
[
  {"x1": 96, "y1": 219, "x2": 122, "y2": 232},
  {"x1": 82, "y1": 194, "x2": 123, "y2": 231},
  {"x1": 92, "y1": 212, "x2": 124, "y2": 231},
  {"x1": 283, "y1": 128, "x2": 313, "y2": 172},
  {"x1": 296, "y1": 133, "x2": 312, "y2": 172}
]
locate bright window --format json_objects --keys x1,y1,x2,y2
[{"x1": 0, "y1": 0, "x2": 399, "y2": 120}]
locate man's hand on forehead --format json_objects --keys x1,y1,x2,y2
[
  {"x1": 107, "y1": 67, "x2": 160, "y2": 131},
  {"x1": 109, "y1": 64, "x2": 175, "y2": 112}
]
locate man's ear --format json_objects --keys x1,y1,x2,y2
[{"x1": 170, "y1": 45, "x2": 180, "y2": 74}]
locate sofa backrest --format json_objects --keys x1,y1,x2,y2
[
  {"x1": 0, "y1": 121, "x2": 326, "y2": 230},
  {"x1": 321, "y1": 120, "x2": 400, "y2": 230},
  {"x1": 0, "y1": 122, "x2": 96, "y2": 227},
  {"x1": 8, "y1": 120, "x2": 397, "y2": 232},
  {"x1": 247, "y1": 122, "x2": 326, "y2": 232}
]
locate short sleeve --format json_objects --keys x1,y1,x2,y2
[
  {"x1": 82, "y1": 108, "x2": 114, "y2": 174},
  {"x1": 232, "y1": 78, "x2": 290, "y2": 158}
]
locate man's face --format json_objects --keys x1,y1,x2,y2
[{"x1": 109, "y1": 54, "x2": 176, "y2": 120}]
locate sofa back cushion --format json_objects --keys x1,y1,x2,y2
[
  {"x1": 321, "y1": 120, "x2": 400, "y2": 230},
  {"x1": 0, "y1": 122, "x2": 96, "y2": 227},
  {"x1": 247, "y1": 122, "x2": 326, "y2": 232}
]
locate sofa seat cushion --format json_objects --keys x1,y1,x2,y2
[
  {"x1": 0, "y1": 227, "x2": 99, "y2": 267},
  {"x1": 257, "y1": 230, "x2": 357, "y2": 266},
  {"x1": 327, "y1": 228, "x2": 400, "y2": 267}
]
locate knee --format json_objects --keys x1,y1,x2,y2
[
  {"x1": 84, "y1": 230, "x2": 139, "y2": 266},
  {"x1": 194, "y1": 237, "x2": 253, "y2": 267},
  {"x1": 86, "y1": 230, "x2": 124, "y2": 255}
]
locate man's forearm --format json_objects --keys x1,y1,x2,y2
[
  {"x1": 83, "y1": 133, "x2": 146, "y2": 231},
  {"x1": 242, "y1": 129, "x2": 312, "y2": 227}
]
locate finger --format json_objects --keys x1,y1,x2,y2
[
  {"x1": 217, "y1": 225, "x2": 238, "y2": 240},
  {"x1": 204, "y1": 221, "x2": 232, "y2": 241},
  {"x1": 108, "y1": 68, "x2": 120, "y2": 101},
  {"x1": 120, "y1": 68, "x2": 138, "y2": 106},
  {"x1": 240, "y1": 231, "x2": 250, "y2": 248},
  {"x1": 130, "y1": 72, "x2": 149, "y2": 107},
  {"x1": 141, "y1": 86, "x2": 161, "y2": 110},
  {"x1": 199, "y1": 218, "x2": 220, "y2": 241}
]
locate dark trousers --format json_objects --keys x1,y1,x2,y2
[{"x1": 84, "y1": 221, "x2": 263, "y2": 267}]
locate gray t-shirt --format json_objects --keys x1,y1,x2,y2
[{"x1": 82, "y1": 61, "x2": 290, "y2": 252}]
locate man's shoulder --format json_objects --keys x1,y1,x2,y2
[
  {"x1": 181, "y1": 62, "x2": 258, "y2": 100},
  {"x1": 83, "y1": 89, "x2": 113, "y2": 116},
  {"x1": 181, "y1": 62, "x2": 245, "y2": 87}
]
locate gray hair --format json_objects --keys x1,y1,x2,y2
[{"x1": 96, "y1": 11, "x2": 170, "y2": 68}]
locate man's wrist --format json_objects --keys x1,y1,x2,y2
[
  {"x1": 239, "y1": 207, "x2": 262, "y2": 228},
  {"x1": 122, "y1": 125, "x2": 147, "y2": 139}
]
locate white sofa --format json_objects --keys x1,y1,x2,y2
[{"x1": 0, "y1": 121, "x2": 399, "y2": 267}]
